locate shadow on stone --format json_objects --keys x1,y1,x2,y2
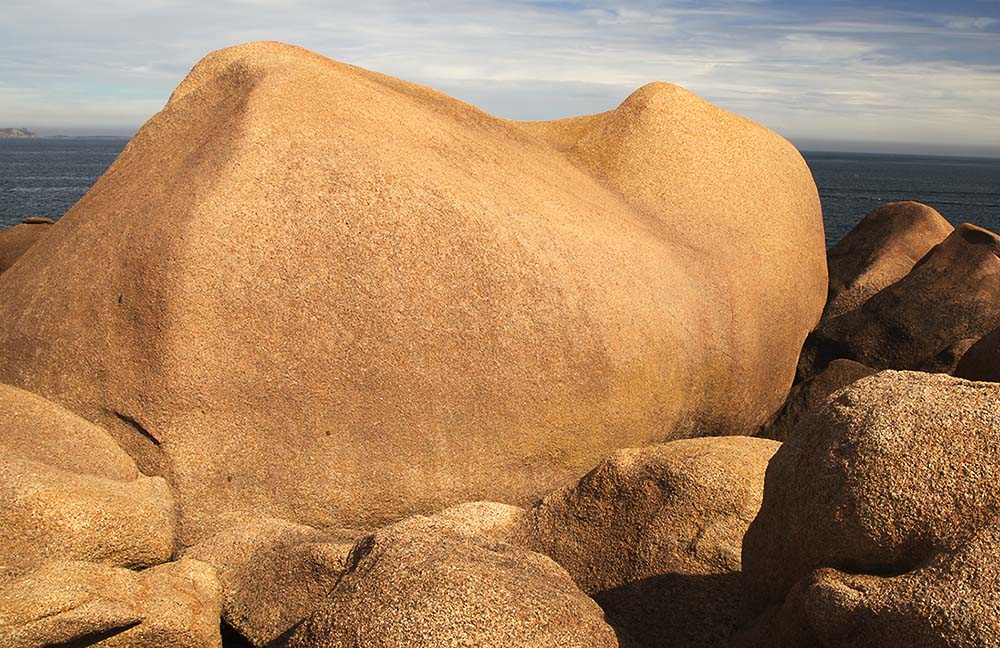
[
  {"x1": 597, "y1": 572, "x2": 744, "y2": 648},
  {"x1": 221, "y1": 621, "x2": 254, "y2": 648}
]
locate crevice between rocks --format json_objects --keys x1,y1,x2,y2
[
  {"x1": 111, "y1": 410, "x2": 161, "y2": 447},
  {"x1": 42, "y1": 622, "x2": 141, "y2": 648}
]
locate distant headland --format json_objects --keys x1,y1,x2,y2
[{"x1": 0, "y1": 128, "x2": 38, "y2": 138}]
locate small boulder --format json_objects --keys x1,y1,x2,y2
[
  {"x1": 184, "y1": 518, "x2": 360, "y2": 647},
  {"x1": 0, "y1": 383, "x2": 138, "y2": 481},
  {"x1": 0, "y1": 558, "x2": 222, "y2": 648},
  {"x1": 282, "y1": 514, "x2": 624, "y2": 648},
  {"x1": 516, "y1": 437, "x2": 779, "y2": 648},
  {"x1": 0, "y1": 456, "x2": 174, "y2": 584},
  {"x1": 758, "y1": 359, "x2": 876, "y2": 441},
  {"x1": 742, "y1": 371, "x2": 1000, "y2": 645},
  {"x1": 0, "y1": 217, "x2": 54, "y2": 272},
  {"x1": 799, "y1": 224, "x2": 1000, "y2": 379},
  {"x1": 0, "y1": 385, "x2": 174, "y2": 583},
  {"x1": 824, "y1": 201, "x2": 952, "y2": 319}
]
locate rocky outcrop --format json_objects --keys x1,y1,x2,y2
[
  {"x1": 823, "y1": 201, "x2": 952, "y2": 319},
  {"x1": 0, "y1": 128, "x2": 38, "y2": 138},
  {"x1": 759, "y1": 359, "x2": 876, "y2": 441},
  {"x1": 0, "y1": 559, "x2": 222, "y2": 648},
  {"x1": 282, "y1": 514, "x2": 625, "y2": 648},
  {"x1": 741, "y1": 371, "x2": 1000, "y2": 646},
  {"x1": 799, "y1": 224, "x2": 1000, "y2": 380},
  {"x1": 0, "y1": 218, "x2": 53, "y2": 272},
  {"x1": 0, "y1": 385, "x2": 174, "y2": 584},
  {"x1": 516, "y1": 437, "x2": 778, "y2": 648},
  {"x1": 184, "y1": 519, "x2": 360, "y2": 647},
  {"x1": 739, "y1": 522, "x2": 1000, "y2": 648},
  {"x1": 0, "y1": 41, "x2": 826, "y2": 544}
]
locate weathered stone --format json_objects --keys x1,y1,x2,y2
[
  {"x1": 0, "y1": 42, "x2": 826, "y2": 544},
  {"x1": 184, "y1": 518, "x2": 359, "y2": 646},
  {"x1": 741, "y1": 371, "x2": 1000, "y2": 647},
  {"x1": 0, "y1": 559, "x2": 222, "y2": 648},
  {"x1": 283, "y1": 514, "x2": 625, "y2": 648}
]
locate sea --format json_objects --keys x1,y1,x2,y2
[{"x1": 1, "y1": 137, "x2": 998, "y2": 247}]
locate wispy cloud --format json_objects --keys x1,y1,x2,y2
[{"x1": 0, "y1": 0, "x2": 998, "y2": 154}]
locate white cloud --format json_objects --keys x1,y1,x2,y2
[{"x1": 0, "y1": 0, "x2": 997, "y2": 154}]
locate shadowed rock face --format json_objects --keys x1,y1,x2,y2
[
  {"x1": 954, "y1": 327, "x2": 1000, "y2": 381},
  {"x1": 0, "y1": 41, "x2": 826, "y2": 545},
  {"x1": 183, "y1": 519, "x2": 361, "y2": 647},
  {"x1": 740, "y1": 371, "x2": 1000, "y2": 647},
  {"x1": 517, "y1": 437, "x2": 779, "y2": 648},
  {"x1": 0, "y1": 218, "x2": 54, "y2": 272},
  {"x1": 823, "y1": 201, "x2": 953, "y2": 320},
  {"x1": 799, "y1": 224, "x2": 1000, "y2": 380},
  {"x1": 758, "y1": 359, "x2": 876, "y2": 442}
]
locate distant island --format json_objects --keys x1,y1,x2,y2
[{"x1": 0, "y1": 128, "x2": 38, "y2": 138}]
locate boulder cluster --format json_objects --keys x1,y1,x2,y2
[{"x1": 2, "y1": 41, "x2": 999, "y2": 648}]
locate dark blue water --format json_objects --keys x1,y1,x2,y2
[
  {"x1": 0, "y1": 137, "x2": 128, "y2": 229},
  {"x1": 804, "y1": 151, "x2": 1000, "y2": 247},
  {"x1": 2, "y1": 138, "x2": 998, "y2": 247}
]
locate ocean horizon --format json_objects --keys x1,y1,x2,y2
[{"x1": 2, "y1": 136, "x2": 998, "y2": 247}]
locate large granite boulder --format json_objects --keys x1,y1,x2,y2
[
  {"x1": 741, "y1": 371, "x2": 1000, "y2": 646},
  {"x1": 0, "y1": 42, "x2": 826, "y2": 544},
  {"x1": 184, "y1": 518, "x2": 360, "y2": 647},
  {"x1": 823, "y1": 201, "x2": 952, "y2": 319},
  {"x1": 799, "y1": 224, "x2": 1000, "y2": 380},
  {"x1": 0, "y1": 385, "x2": 174, "y2": 584},
  {"x1": 517, "y1": 437, "x2": 779, "y2": 648},
  {"x1": 282, "y1": 514, "x2": 625, "y2": 648},
  {"x1": 0, "y1": 217, "x2": 54, "y2": 272},
  {"x1": 0, "y1": 559, "x2": 222, "y2": 648}
]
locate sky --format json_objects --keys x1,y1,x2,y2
[{"x1": 1, "y1": 0, "x2": 999, "y2": 155}]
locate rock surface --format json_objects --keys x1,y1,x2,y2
[
  {"x1": 741, "y1": 371, "x2": 1000, "y2": 646},
  {"x1": 799, "y1": 224, "x2": 1000, "y2": 380},
  {"x1": 0, "y1": 385, "x2": 174, "y2": 584},
  {"x1": 0, "y1": 558, "x2": 222, "y2": 648},
  {"x1": 758, "y1": 359, "x2": 876, "y2": 441},
  {"x1": 823, "y1": 201, "x2": 952, "y2": 320},
  {"x1": 0, "y1": 41, "x2": 826, "y2": 544},
  {"x1": 0, "y1": 456, "x2": 175, "y2": 584},
  {"x1": 920, "y1": 337, "x2": 977, "y2": 374},
  {"x1": 282, "y1": 514, "x2": 625, "y2": 648},
  {"x1": 184, "y1": 518, "x2": 360, "y2": 647},
  {"x1": 954, "y1": 327, "x2": 1000, "y2": 381},
  {"x1": 0, "y1": 383, "x2": 138, "y2": 481},
  {"x1": 0, "y1": 385, "x2": 139, "y2": 481},
  {"x1": 737, "y1": 521, "x2": 1000, "y2": 648},
  {"x1": 0, "y1": 218, "x2": 53, "y2": 272},
  {"x1": 517, "y1": 437, "x2": 778, "y2": 648}
]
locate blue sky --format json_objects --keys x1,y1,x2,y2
[{"x1": 1, "y1": 0, "x2": 998, "y2": 154}]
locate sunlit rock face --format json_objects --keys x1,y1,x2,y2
[{"x1": 0, "y1": 41, "x2": 826, "y2": 545}]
